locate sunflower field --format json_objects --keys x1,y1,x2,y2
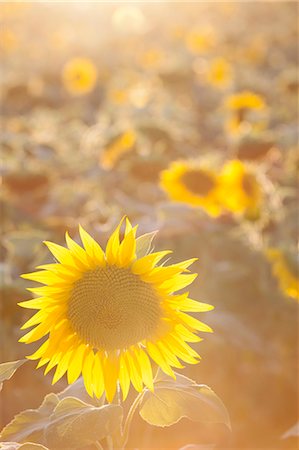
[{"x1": 0, "y1": 2, "x2": 298, "y2": 450}]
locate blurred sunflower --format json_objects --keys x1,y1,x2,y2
[
  {"x1": 62, "y1": 57, "x2": 97, "y2": 96},
  {"x1": 160, "y1": 161, "x2": 223, "y2": 216},
  {"x1": 100, "y1": 130, "x2": 136, "y2": 170},
  {"x1": 139, "y1": 48, "x2": 164, "y2": 69},
  {"x1": 219, "y1": 160, "x2": 262, "y2": 217},
  {"x1": 0, "y1": 28, "x2": 19, "y2": 53},
  {"x1": 19, "y1": 218, "x2": 213, "y2": 402},
  {"x1": 185, "y1": 27, "x2": 216, "y2": 54},
  {"x1": 224, "y1": 91, "x2": 266, "y2": 137},
  {"x1": 266, "y1": 249, "x2": 299, "y2": 301},
  {"x1": 224, "y1": 91, "x2": 265, "y2": 111},
  {"x1": 206, "y1": 57, "x2": 232, "y2": 89}
]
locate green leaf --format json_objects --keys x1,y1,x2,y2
[
  {"x1": 57, "y1": 377, "x2": 105, "y2": 407},
  {"x1": 0, "y1": 443, "x2": 48, "y2": 450},
  {"x1": 0, "y1": 393, "x2": 59, "y2": 443},
  {"x1": 136, "y1": 231, "x2": 158, "y2": 258},
  {"x1": 0, "y1": 360, "x2": 27, "y2": 392},
  {"x1": 282, "y1": 421, "x2": 299, "y2": 439},
  {"x1": 44, "y1": 396, "x2": 122, "y2": 449},
  {"x1": 1, "y1": 393, "x2": 122, "y2": 449},
  {"x1": 19, "y1": 444, "x2": 49, "y2": 450},
  {"x1": 139, "y1": 370, "x2": 230, "y2": 429}
]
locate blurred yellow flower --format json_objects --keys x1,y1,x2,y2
[
  {"x1": 0, "y1": 29, "x2": 18, "y2": 53},
  {"x1": 185, "y1": 27, "x2": 216, "y2": 54},
  {"x1": 19, "y1": 218, "x2": 213, "y2": 401},
  {"x1": 219, "y1": 160, "x2": 262, "y2": 217},
  {"x1": 266, "y1": 249, "x2": 299, "y2": 301},
  {"x1": 206, "y1": 58, "x2": 232, "y2": 88},
  {"x1": 160, "y1": 161, "x2": 223, "y2": 217},
  {"x1": 62, "y1": 57, "x2": 97, "y2": 96},
  {"x1": 100, "y1": 130, "x2": 136, "y2": 170},
  {"x1": 225, "y1": 91, "x2": 266, "y2": 111},
  {"x1": 139, "y1": 48, "x2": 164, "y2": 69},
  {"x1": 108, "y1": 88, "x2": 129, "y2": 105}
]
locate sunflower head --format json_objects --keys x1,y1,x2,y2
[
  {"x1": 219, "y1": 160, "x2": 262, "y2": 217},
  {"x1": 224, "y1": 91, "x2": 266, "y2": 111},
  {"x1": 19, "y1": 217, "x2": 213, "y2": 402},
  {"x1": 62, "y1": 57, "x2": 97, "y2": 96},
  {"x1": 100, "y1": 130, "x2": 136, "y2": 170},
  {"x1": 266, "y1": 249, "x2": 299, "y2": 301},
  {"x1": 206, "y1": 58, "x2": 232, "y2": 89},
  {"x1": 160, "y1": 161, "x2": 223, "y2": 217},
  {"x1": 185, "y1": 27, "x2": 216, "y2": 54}
]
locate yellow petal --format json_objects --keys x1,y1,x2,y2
[
  {"x1": 52, "y1": 347, "x2": 74, "y2": 384},
  {"x1": 18, "y1": 297, "x2": 50, "y2": 310},
  {"x1": 143, "y1": 265, "x2": 184, "y2": 284},
  {"x1": 125, "y1": 217, "x2": 133, "y2": 235},
  {"x1": 65, "y1": 232, "x2": 89, "y2": 269},
  {"x1": 168, "y1": 294, "x2": 214, "y2": 312},
  {"x1": 44, "y1": 351, "x2": 62, "y2": 375},
  {"x1": 92, "y1": 352, "x2": 105, "y2": 399},
  {"x1": 21, "y1": 309, "x2": 47, "y2": 329},
  {"x1": 19, "y1": 320, "x2": 52, "y2": 343},
  {"x1": 105, "y1": 216, "x2": 125, "y2": 265},
  {"x1": 125, "y1": 350, "x2": 143, "y2": 392},
  {"x1": 67, "y1": 343, "x2": 86, "y2": 384},
  {"x1": 27, "y1": 340, "x2": 50, "y2": 360},
  {"x1": 82, "y1": 349, "x2": 95, "y2": 397},
  {"x1": 21, "y1": 271, "x2": 65, "y2": 285},
  {"x1": 177, "y1": 311, "x2": 213, "y2": 332},
  {"x1": 132, "y1": 251, "x2": 172, "y2": 275},
  {"x1": 170, "y1": 258, "x2": 198, "y2": 271},
  {"x1": 36, "y1": 357, "x2": 50, "y2": 369},
  {"x1": 174, "y1": 324, "x2": 202, "y2": 343},
  {"x1": 160, "y1": 273, "x2": 198, "y2": 293},
  {"x1": 103, "y1": 352, "x2": 120, "y2": 402},
  {"x1": 119, "y1": 352, "x2": 130, "y2": 401},
  {"x1": 156, "y1": 341, "x2": 184, "y2": 369},
  {"x1": 79, "y1": 225, "x2": 105, "y2": 265},
  {"x1": 135, "y1": 347, "x2": 154, "y2": 391},
  {"x1": 44, "y1": 241, "x2": 75, "y2": 266},
  {"x1": 146, "y1": 341, "x2": 175, "y2": 379},
  {"x1": 166, "y1": 335, "x2": 200, "y2": 364},
  {"x1": 119, "y1": 228, "x2": 136, "y2": 266},
  {"x1": 27, "y1": 285, "x2": 71, "y2": 296}
]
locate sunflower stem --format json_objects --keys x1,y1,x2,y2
[{"x1": 121, "y1": 390, "x2": 145, "y2": 449}]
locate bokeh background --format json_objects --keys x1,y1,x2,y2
[{"x1": 0, "y1": 2, "x2": 298, "y2": 449}]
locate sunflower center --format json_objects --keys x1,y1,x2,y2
[
  {"x1": 68, "y1": 266, "x2": 161, "y2": 351},
  {"x1": 181, "y1": 169, "x2": 215, "y2": 196}
]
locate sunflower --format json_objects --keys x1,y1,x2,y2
[
  {"x1": 160, "y1": 161, "x2": 223, "y2": 216},
  {"x1": 266, "y1": 249, "x2": 299, "y2": 301},
  {"x1": 100, "y1": 130, "x2": 136, "y2": 170},
  {"x1": 62, "y1": 57, "x2": 97, "y2": 96},
  {"x1": 219, "y1": 160, "x2": 262, "y2": 217},
  {"x1": 224, "y1": 91, "x2": 265, "y2": 111},
  {"x1": 224, "y1": 91, "x2": 266, "y2": 137},
  {"x1": 19, "y1": 218, "x2": 213, "y2": 402},
  {"x1": 185, "y1": 27, "x2": 216, "y2": 54},
  {"x1": 206, "y1": 58, "x2": 232, "y2": 89}
]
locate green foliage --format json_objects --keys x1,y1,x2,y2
[
  {"x1": 0, "y1": 443, "x2": 48, "y2": 450},
  {"x1": 138, "y1": 370, "x2": 230, "y2": 429},
  {"x1": 0, "y1": 393, "x2": 59, "y2": 443},
  {"x1": 44, "y1": 397, "x2": 122, "y2": 449},
  {"x1": 0, "y1": 360, "x2": 26, "y2": 392},
  {"x1": 136, "y1": 230, "x2": 158, "y2": 258},
  {"x1": 0, "y1": 394, "x2": 122, "y2": 449}
]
